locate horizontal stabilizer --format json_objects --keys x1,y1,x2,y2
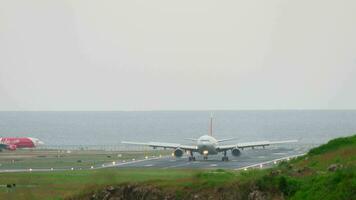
[
  {"x1": 183, "y1": 138, "x2": 198, "y2": 141},
  {"x1": 217, "y1": 138, "x2": 236, "y2": 143}
]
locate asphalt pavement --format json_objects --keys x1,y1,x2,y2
[
  {"x1": 111, "y1": 146, "x2": 305, "y2": 170},
  {"x1": 0, "y1": 145, "x2": 307, "y2": 173}
]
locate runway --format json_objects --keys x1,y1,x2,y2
[
  {"x1": 111, "y1": 146, "x2": 305, "y2": 170},
  {"x1": 0, "y1": 146, "x2": 306, "y2": 173}
]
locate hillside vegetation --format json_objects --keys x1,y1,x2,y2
[{"x1": 74, "y1": 135, "x2": 356, "y2": 200}]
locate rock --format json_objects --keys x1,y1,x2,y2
[
  {"x1": 296, "y1": 167, "x2": 310, "y2": 174},
  {"x1": 102, "y1": 192, "x2": 110, "y2": 200},
  {"x1": 270, "y1": 170, "x2": 282, "y2": 176},
  {"x1": 106, "y1": 186, "x2": 115, "y2": 192},
  {"x1": 287, "y1": 164, "x2": 293, "y2": 170},
  {"x1": 328, "y1": 164, "x2": 343, "y2": 172},
  {"x1": 248, "y1": 190, "x2": 266, "y2": 200}
]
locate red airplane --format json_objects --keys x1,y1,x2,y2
[{"x1": 0, "y1": 137, "x2": 44, "y2": 151}]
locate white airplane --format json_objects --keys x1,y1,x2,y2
[{"x1": 122, "y1": 115, "x2": 297, "y2": 161}]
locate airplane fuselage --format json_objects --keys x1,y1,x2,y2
[
  {"x1": 197, "y1": 135, "x2": 219, "y2": 155},
  {"x1": 0, "y1": 137, "x2": 44, "y2": 151}
]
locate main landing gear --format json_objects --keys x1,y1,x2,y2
[
  {"x1": 188, "y1": 151, "x2": 196, "y2": 161},
  {"x1": 203, "y1": 156, "x2": 208, "y2": 160},
  {"x1": 222, "y1": 151, "x2": 229, "y2": 161},
  {"x1": 188, "y1": 156, "x2": 196, "y2": 161}
]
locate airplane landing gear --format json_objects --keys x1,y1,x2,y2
[
  {"x1": 222, "y1": 151, "x2": 229, "y2": 162},
  {"x1": 203, "y1": 156, "x2": 208, "y2": 160},
  {"x1": 188, "y1": 156, "x2": 196, "y2": 161},
  {"x1": 188, "y1": 151, "x2": 196, "y2": 161},
  {"x1": 222, "y1": 156, "x2": 229, "y2": 161}
]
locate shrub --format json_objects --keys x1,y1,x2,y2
[{"x1": 278, "y1": 176, "x2": 300, "y2": 196}]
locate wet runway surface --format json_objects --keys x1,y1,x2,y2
[
  {"x1": 0, "y1": 145, "x2": 308, "y2": 173},
  {"x1": 114, "y1": 146, "x2": 306, "y2": 170}
]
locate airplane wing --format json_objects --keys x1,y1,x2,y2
[
  {"x1": 217, "y1": 140, "x2": 297, "y2": 151},
  {"x1": 122, "y1": 141, "x2": 198, "y2": 151}
]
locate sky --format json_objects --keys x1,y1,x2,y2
[{"x1": 0, "y1": 0, "x2": 356, "y2": 111}]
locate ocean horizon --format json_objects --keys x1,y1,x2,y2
[{"x1": 0, "y1": 110, "x2": 355, "y2": 149}]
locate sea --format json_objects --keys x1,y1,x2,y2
[{"x1": 0, "y1": 111, "x2": 355, "y2": 151}]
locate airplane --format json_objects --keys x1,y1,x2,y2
[
  {"x1": 122, "y1": 115, "x2": 297, "y2": 161},
  {"x1": 0, "y1": 137, "x2": 44, "y2": 152}
]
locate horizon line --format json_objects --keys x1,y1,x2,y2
[{"x1": 0, "y1": 109, "x2": 356, "y2": 112}]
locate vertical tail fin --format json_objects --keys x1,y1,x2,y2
[{"x1": 209, "y1": 113, "x2": 213, "y2": 136}]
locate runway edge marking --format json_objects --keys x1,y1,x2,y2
[{"x1": 234, "y1": 153, "x2": 306, "y2": 171}]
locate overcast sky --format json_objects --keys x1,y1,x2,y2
[{"x1": 0, "y1": 0, "x2": 355, "y2": 111}]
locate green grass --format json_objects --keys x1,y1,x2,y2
[
  {"x1": 290, "y1": 135, "x2": 356, "y2": 171},
  {"x1": 0, "y1": 149, "x2": 170, "y2": 169},
  {"x1": 256, "y1": 135, "x2": 356, "y2": 200},
  {"x1": 308, "y1": 135, "x2": 356, "y2": 156},
  {"x1": 291, "y1": 167, "x2": 356, "y2": 200},
  {"x1": 0, "y1": 169, "x2": 197, "y2": 200}
]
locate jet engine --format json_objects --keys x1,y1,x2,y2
[
  {"x1": 231, "y1": 148, "x2": 241, "y2": 156},
  {"x1": 173, "y1": 148, "x2": 184, "y2": 157},
  {"x1": 7, "y1": 144, "x2": 17, "y2": 151}
]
